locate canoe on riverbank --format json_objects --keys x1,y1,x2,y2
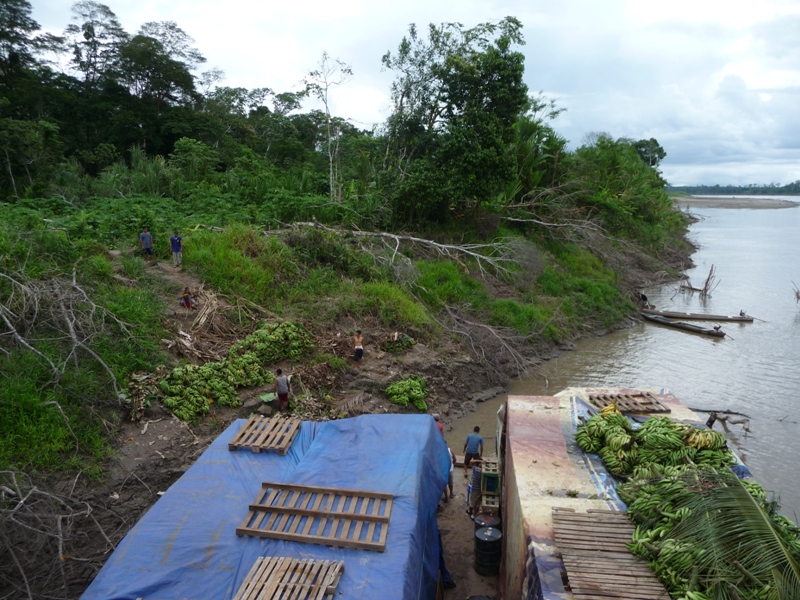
[
  {"x1": 640, "y1": 309, "x2": 753, "y2": 322},
  {"x1": 641, "y1": 312, "x2": 727, "y2": 337}
]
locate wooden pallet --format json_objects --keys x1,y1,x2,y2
[
  {"x1": 229, "y1": 415, "x2": 301, "y2": 454},
  {"x1": 480, "y1": 494, "x2": 500, "y2": 515},
  {"x1": 552, "y1": 508, "x2": 668, "y2": 600},
  {"x1": 588, "y1": 391, "x2": 670, "y2": 414},
  {"x1": 237, "y1": 482, "x2": 393, "y2": 552},
  {"x1": 233, "y1": 556, "x2": 344, "y2": 600}
]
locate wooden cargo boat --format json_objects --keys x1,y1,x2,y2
[
  {"x1": 640, "y1": 309, "x2": 753, "y2": 322},
  {"x1": 641, "y1": 312, "x2": 727, "y2": 337}
]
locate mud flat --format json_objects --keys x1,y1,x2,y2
[{"x1": 674, "y1": 195, "x2": 800, "y2": 209}]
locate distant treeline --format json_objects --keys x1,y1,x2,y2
[{"x1": 669, "y1": 182, "x2": 800, "y2": 196}]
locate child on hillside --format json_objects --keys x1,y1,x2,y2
[{"x1": 179, "y1": 287, "x2": 198, "y2": 310}]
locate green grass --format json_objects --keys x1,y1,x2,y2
[
  {"x1": 357, "y1": 282, "x2": 432, "y2": 330},
  {"x1": 0, "y1": 192, "x2": 662, "y2": 476},
  {"x1": 0, "y1": 351, "x2": 111, "y2": 475}
]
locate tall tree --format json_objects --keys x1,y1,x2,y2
[
  {"x1": 137, "y1": 21, "x2": 205, "y2": 70},
  {"x1": 633, "y1": 137, "x2": 666, "y2": 168},
  {"x1": 64, "y1": 1, "x2": 128, "y2": 89},
  {"x1": 116, "y1": 35, "x2": 196, "y2": 109},
  {"x1": 304, "y1": 52, "x2": 352, "y2": 203},
  {"x1": 0, "y1": 0, "x2": 39, "y2": 83},
  {"x1": 382, "y1": 17, "x2": 528, "y2": 223}
]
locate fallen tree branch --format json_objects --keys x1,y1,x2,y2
[{"x1": 266, "y1": 221, "x2": 517, "y2": 278}]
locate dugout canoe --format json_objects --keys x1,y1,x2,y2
[
  {"x1": 641, "y1": 312, "x2": 727, "y2": 337},
  {"x1": 640, "y1": 309, "x2": 753, "y2": 322}
]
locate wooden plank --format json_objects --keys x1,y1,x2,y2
[
  {"x1": 229, "y1": 416, "x2": 262, "y2": 450},
  {"x1": 250, "y1": 416, "x2": 284, "y2": 451},
  {"x1": 303, "y1": 491, "x2": 329, "y2": 536},
  {"x1": 228, "y1": 416, "x2": 302, "y2": 454},
  {"x1": 234, "y1": 557, "x2": 345, "y2": 600},
  {"x1": 238, "y1": 483, "x2": 393, "y2": 552},
  {"x1": 588, "y1": 391, "x2": 670, "y2": 414},
  {"x1": 247, "y1": 502, "x2": 391, "y2": 524},
  {"x1": 553, "y1": 509, "x2": 667, "y2": 600},
  {"x1": 571, "y1": 583, "x2": 663, "y2": 599},
  {"x1": 256, "y1": 482, "x2": 394, "y2": 500}
]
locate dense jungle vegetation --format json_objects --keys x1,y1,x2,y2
[
  {"x1": 0, "y1": 0, "x2": 690, "y2": 476},
  {"x1": 669, "y1": 182, "x2": 800, "y2": 195}
]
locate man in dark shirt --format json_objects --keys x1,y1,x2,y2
[
  {"x1": 170, "y1": 230, "x2": 182, "y2": 267},
  {"x1": 139, "y1": 227, "x2": 154, "y2": 261}
]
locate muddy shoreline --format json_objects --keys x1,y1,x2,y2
[{"x1": 674, "y1": 195, "x2": 800, "y2": 209}]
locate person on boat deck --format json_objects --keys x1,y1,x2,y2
[
  {"x1": 740, "y1": 309, "x2": 746, "y2": 317},
  {"x1": 713, "y1": 325, "x2": 722, "y2": 332}
]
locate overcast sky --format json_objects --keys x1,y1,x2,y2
[{"x1": 31, "y1": 0, "x2": 800, "y2": 186}]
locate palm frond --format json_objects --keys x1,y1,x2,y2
[{"x1": 668, "y1": 470, "x2": 800, "y2": 599}]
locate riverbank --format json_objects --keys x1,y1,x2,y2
[
  {"x1": 673, "y1": 194, "x2": 800, "y2": 209},
  {"x1": 0, "y1": 216, "x2": 695, "y2": 597}
]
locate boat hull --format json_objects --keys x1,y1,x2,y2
[
  {"x1": 641, "y1": 312, "x2": 727, "y2": 337},
  {"x1": 640, "y1": 309, "x2": 753, "y2": 322}
]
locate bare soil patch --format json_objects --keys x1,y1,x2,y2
[{"x1": 675, "y1": 196, "x2": 800, "y2": 209}]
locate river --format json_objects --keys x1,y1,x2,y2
[{"x1": 445, "y1": 196, "x2": 800, "y2": 518}]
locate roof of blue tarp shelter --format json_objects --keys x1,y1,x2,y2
[{"x1": 82, "y1": 414, "x2": 450, "y2": 600}]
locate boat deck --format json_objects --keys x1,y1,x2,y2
[{"x1": 502, "y1": 388, "x2": 702, "y2": 600}]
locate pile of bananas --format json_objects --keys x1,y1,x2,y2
[
  {"x1": 160, "y1": 321, "x2": 313, "y2": 420},
  {"x1": 228, "y1": 321, "x2": 314, "y2": 364},
  {"x1": 620, "y1": 469, "x2": 800, "y2": 600},
  {"x1": 575, "y1": 411, "x2": 736, "y2": 477}
]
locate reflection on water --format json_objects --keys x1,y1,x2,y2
[{"x1": 449, "y1": 202, "x2": 800, "y2": 517}]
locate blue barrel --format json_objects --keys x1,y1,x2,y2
[{"x1": 474, "y1": 526, "x2": 502, "y2": 576}]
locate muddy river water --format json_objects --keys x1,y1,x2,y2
[{"x1": 446, "y1": 198, "x2": 800, "y2": 517}]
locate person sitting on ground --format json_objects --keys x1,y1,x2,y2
[
  {"x1": 639, "y1": 291, "x2": 650, "y2": 309},
  {"x1": 179, "y1": 287, "x2": 198, "y2": 309},
  {"x1": 463, "y1": 425, "x2": 484, "y2": 477}
]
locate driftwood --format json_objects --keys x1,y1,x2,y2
[{"x1": 681, "y1": 264, "x2": 719, "y2": 297}]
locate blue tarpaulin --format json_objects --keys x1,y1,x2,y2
[{"x1": 82, "y1": 414, "x2": 450, "y2": 600}]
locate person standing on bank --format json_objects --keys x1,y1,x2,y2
[
  {"x1": 139, "y1": 226, "x2": 154, "y2": 262},
  {"x1": 352, "y1": 330, "x2": 364, "y2": 361},
  {"x1": 170, "y1": 230, "x2": 183, "y2": 267},
  {"x1": 463, "y1": 425, "x2": 484, "y2": 477},
  {"x1": 273, "y1": 369, "x2": 291, "y2": 412}
]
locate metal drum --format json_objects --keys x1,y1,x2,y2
[
  {"x1": 474, "y1": 526, "x2": 502, "y2": 576},
  {"x1": 474, "y1": 512, "x2": 501, "y2": 532}
]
